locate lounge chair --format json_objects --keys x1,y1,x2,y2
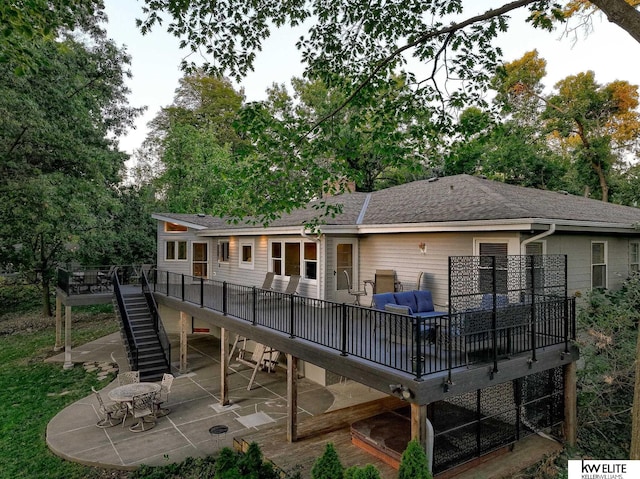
[{"x1": 235, "y1": 339, "x2": 281, "y2": 391}]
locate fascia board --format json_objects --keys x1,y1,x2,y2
[{"x1": 152, "y1": 214, "x2": 208, "y2": 231}]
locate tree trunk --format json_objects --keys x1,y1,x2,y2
[
  {"x1": 41, "y1": 274, "x2": 53, "y2": 317},
  {"x1": 591, "y1": 0, "x2": 640, "y2": 45}
]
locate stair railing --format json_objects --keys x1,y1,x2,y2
[
  {"x1": 112, "y1": 269, "x2": 139, "y2": 371},
  {"x1": 141, "y1": 268, "x2": 171, "y2": 370}
]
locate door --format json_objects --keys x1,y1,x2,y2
[
  {"x1": 192, "y1": 242, "x2": 208, "y2": 278},
  {"x1": 335, "y1": 239, "x2": 358, "y2": 303}
]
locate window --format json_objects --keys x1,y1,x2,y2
[
  {"x1": 284, "y1": 242, "x2": 300, "y2": 276},
  {"x1": 269, "y1": 240, "x2": 317, "y2": 280},
  {"x1": 478, "y1": 242, "x2": 508, "y2": 294},
  {"x1": 166, "y1": 240, "x2": 187, "y2": 261},
  {"x1": 525, "y1": 241, "x2": 545, "y2": 292},
  {"x1": 164, "y1": 222, "x2": 188, "y2": 232},
  {"x1": 192, "y1": 243, "x2": 208, "y2": 278},
  {"x1": 304, "y1": 243, "x2": 317, "y2": 280},
  {"x1": 218, "y1": 240, "x2": 230, "y2": 263},
  {"x1": 271, "y1": 242, "x2": 282, "y2": 275},
  {"x1": 239, "y1": 240, "x2": 254, "y2": 269},
  {"x1": 592, "y1": 241, "x2": 607, "y2": 289},
  {"x1": 631, "y1": 242, "x2": 640, "y2": 275}
]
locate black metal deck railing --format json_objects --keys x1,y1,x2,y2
[
  {"x1": 56, "y1": 265, "x2": 143, "y2": 295},
  {"x1": 153, "y1": 267, "x2": 576, "y2": 381}
]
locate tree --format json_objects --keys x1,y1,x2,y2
[
  {"x1": 131, "y1": 1, "x2": 640, "y2": 221},
  {"x1": 239, "y1": 76, "x2": 436, "y2": 194},
  {"x1": 344, "y1": 464, "x2": 381, "y2": 479},
  {"x1": 492, "y1": 50, "x2": 640, "y2": 201},
  {"x1": 397, "y1": 439, "x2": 432, "y2": 479},
  {"x1": 311, "y1": 443, "x2": 344, "y2": 479},
  {"x1": 0, "y1": 25, "x2": 141, "y2": 315}
]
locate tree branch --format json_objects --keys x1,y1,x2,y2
[{"x1": 304, "y1": 0, "x2": 539, "y2": 138}]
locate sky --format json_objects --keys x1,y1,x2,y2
[{"x1": 102, "y1": 0, "x2": 640, "y2": 156}]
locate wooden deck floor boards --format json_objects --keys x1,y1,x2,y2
[{"x1": 236, "y1": 396, "x2": 406, "y2": 479}]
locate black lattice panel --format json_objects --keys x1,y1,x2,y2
[{"x1": 432, "y1": 366, "x2": 565, "y2": 475}]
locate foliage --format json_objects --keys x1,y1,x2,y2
[
  {"x1": 575, "y1": 276, "x2": 640, "y2": 459},
  {"x1": 311, "y1": 442, "x2": 344, "y2": 479},
  {"x1": 0, "y1": 278, "x2": 42, "y2": 314},
  {"x1": 397, "y1": 439, "x2": 432, "y2": 479},
  {"x1": 0, "y1": 308, "x2": 119, "y2": 479},
  {"x1": 0, "y1": 24, "x2": 141, "y2": 315},
  {"x1": 344, "y1": 464, "x2": 381, "y2": 479},
  {"x1": 77, "y1": 184, "x2": 157, "y2": 266},
  {"x1": 0, "y1": 0, "x2": 105, "y2": 74}
]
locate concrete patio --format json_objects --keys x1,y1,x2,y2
[
  {"x1": 44, "y1": 332, "x2": 389, "y2": 473},
  {"x1": 44, "y1": 332, "x2": 563, "y2": 478}
]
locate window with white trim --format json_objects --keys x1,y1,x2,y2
[
  {"x1": 592, "y1": 241, "x2": 607, "y2": 289},
  {"x1": 166, "y1": 240, "x2": 187, "y2": 261},
  {"x1": 304, "y1": 243, "x2": 317, "y2": 280},
  {"x1": 478, "y1": 242, "x2": 508, "y2": 294},
  {"x1": 239, "y1": 239, "x2": 254, "y2": 269},
  {"x1": 525, "y1": 241, "x2": 545, "y2": 292},
  {"x1": 164, "y1": 222, "x2": 188, "y2": 232},
  {"x1": 269, "y1": 240, "x2": 317, "y2": 280},
  {"x1": 218, "y1": 240, "x2": 230, "y2": 263},
  {"x1": 630, "y1": 242, "x2": 640, "y2": 275},
  {"x1": 192, "y1": 242, "x2": 208, "y2": 278}
]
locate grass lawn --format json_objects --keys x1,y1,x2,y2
[{"x1": 0, "y1": 305, "x2": 124, "y2": 479}]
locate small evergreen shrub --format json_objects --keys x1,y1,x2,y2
[
  {"x1": 311, "y1": 443, "x2": 344, "y2": 479},
  {"x1": 344, "y1": 464, "x2": 381, "y2": 479},
  {"x1": 398, "y1": 439, "x2": 432, "y2": 479}
]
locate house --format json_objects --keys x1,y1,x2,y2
[
  {"x1": 145, "y1": 174, "x2": 640, "y2": 474},
  {"x1": 153, "y1": 174, "x2": 640, "y2": 305}
]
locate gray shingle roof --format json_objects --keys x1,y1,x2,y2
[{"x1": 155, "y1": 174, "x2": 640, "y2": 231}]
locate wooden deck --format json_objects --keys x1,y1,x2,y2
[{"x1": 235, "y1": 396, "x2": 406, "y2": 479}]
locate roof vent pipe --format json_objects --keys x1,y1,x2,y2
[{"x1": 520, "y1": 224, "x2": 556, "y2": 255}]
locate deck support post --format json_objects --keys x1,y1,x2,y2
[
  {"x1": 179, "y1": 311, "x2": 189, "y2": 374},
  {"x1": 287, "y1": 353, "x2": 298, "y2": 442},
  {"x1": 563, "y1": 361, "x2": 577, "y2": 447},
  {"x1": 220, "y1": 327, "x2": 230, "y2": 406},
  {"x1": 54, "y1": 295, "x2": 63, "y2": 351},
  {"x1": 411, "y1": 403, "x2": 428, "y2": 446},
  {"x1": 63, "y1": 305, "x2": 73, "y2": 369}
]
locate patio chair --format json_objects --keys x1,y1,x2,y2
[
  {"x1": 344, "y1": 270, "x2": 367, "y2": 305},
  {"x1": 374, "y1": 269, "x2": 400, "y2": 293},
  {"x1": 128, "y1": 391, "x2": 158, "y2": 432},
  {"x1": 91, "y1": 387, "x2": 124, "y2": 428},
  {"x1": 255, "y1": 271, "x2": 276, "y2": 300},
  {"x1": 236, "y1": 341, "x2": 281, "y2": 391},
  {"x1": 261, "y1": 271, "x2": 275, "y2": 291},
  {"x1": 118, "y1": 370, "x2": 140, "y2": 386},
  {"x1": 154, "y1": 373, "x2": 174, "y2": 417},
  {"x1": 282, "y1": 274, "x2": 300, "y2": 295}
]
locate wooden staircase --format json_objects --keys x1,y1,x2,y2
[{"x1": 115, "y1": 292, "x2": 170, "y2": 382}]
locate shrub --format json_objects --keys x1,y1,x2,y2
[
  {"x1": 398, "y1": 439, "x2": 432, "y2": 479},
  {"x1": 575, "y1": 276, "x2": 640, "y2": 459},
  {"x1": 311, "y1": 443, "x2": 344, "y2": 479},
  {"x1": 345, "y1": 464, "x2": 381, "y2": 479}
]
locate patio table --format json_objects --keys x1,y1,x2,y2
[{"x1": 108, "y1": 382, "x2": 161, "y2": 403}]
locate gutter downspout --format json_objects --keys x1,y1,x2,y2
[
  {"x1": 520, "y1": 224, "x2": 556, "y2": 254},
  {"x1": 301, "y1": 228, "x2": 322, "y2": 300}
]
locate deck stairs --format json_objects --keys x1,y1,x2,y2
[{"x1": 113, "y1": 292, "x2": 169, "y2": 382}]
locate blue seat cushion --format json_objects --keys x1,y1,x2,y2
[
  {"x1": 414, "y1": 290, "x2": 434, "y2": 313},
  {"x1": 414, "y1": 310, "x2": 447, "y2": 318},
  {"x1": 394, "y1": 291, "x2": 418, "y2": 313},
  {"x1": 373, "y1": 292, "x2": 397, "y2": 310},
  {"x1": 481, "y1": 293, "x2": 509, "y2": 310}
]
